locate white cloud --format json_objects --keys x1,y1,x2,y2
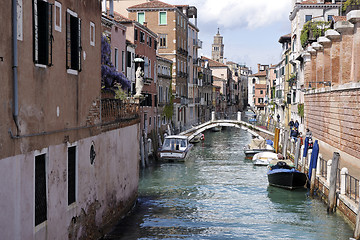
[{"x1": 166, "y1": 0, "x2": 291, "y2": 30}]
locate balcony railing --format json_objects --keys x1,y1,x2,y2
[{"x1": 101, "y1": 98, "x2": 139, "y2": 123}]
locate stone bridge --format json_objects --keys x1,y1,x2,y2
[{"x1": 180, "y1": 112, "x2": 275, "y2": 142}]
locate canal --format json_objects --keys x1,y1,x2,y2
[{"x1": 104, "y1": 128, "x2": 354, "y2": 239}]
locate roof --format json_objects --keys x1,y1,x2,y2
[
  {"x1": 128, "y1": 0, "x2": 176, "y2": 10},
  {"x1": 250, "y1": 71, "x2": 266, "y2": 77},
  {"x1": 201, "y1": 56, "x2": 228, "y2": 68},
  {"x1": 279, "y1": 33, "x2": 291, "y2": 43},
  {"x1": 299, "y1": 0, "x2": 317, "y2": 4},
  {"x1": 332, "y1": 16, "x2": 346, "y2": 23}
]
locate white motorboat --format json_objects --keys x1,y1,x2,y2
[
  {"x1": 243, "y1": 138, "x2": 275, "y2": 158},
  {"x1": 158, "y1": 135, "x2": 193, "y2": 162},
  {"x1": 252, "y1": 151, "x2": 279, "y2": 166}
]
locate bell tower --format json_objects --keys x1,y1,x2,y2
[{"x1": 211, "y1": 28, "x2": 224, "y2": 63}]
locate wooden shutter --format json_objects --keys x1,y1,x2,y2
[
  {"x1": 78, "y1": 18, "x2": 82, "y2": 71},
  {"x1": 66, "y1": 12, "x2": 71, "y2": 69}
]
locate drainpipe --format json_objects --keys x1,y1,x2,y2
[{"x1": 12, "y1": 0, "x2": 20, "y2": 133}]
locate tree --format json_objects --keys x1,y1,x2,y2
[{"x1": 101, "y1": 35, "x2": 131, "y2": 90}]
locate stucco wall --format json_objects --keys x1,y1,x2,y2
[{"x1": 0, "y1": 124, "x2": 140, "y2": 240}]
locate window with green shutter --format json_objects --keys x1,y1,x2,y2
[
  {"x1": 159, "y1": 12, "x2": 167, "y2": 25},
  {"x1": 137, "y1": 12, "x2": 145, "y2": 25}
]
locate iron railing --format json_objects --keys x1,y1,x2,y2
[{"x1": 346, "y1": 174, "x2": 359, "y2": 203}]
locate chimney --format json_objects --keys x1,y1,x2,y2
[
  {"x1": 143, "y1": 22, "x2": 148, "y2": 28},
  {"x1": 109, "y1": 0, "x2": 114, "y2": 17},
  {"x1": 258, "y1": 64, "x2": 260, "y2": 72}
]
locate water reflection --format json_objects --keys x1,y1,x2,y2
[{"x1": 104, "y1": 128, "x2": 353, "y2": 240}]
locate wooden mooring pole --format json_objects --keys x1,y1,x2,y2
[
  {"x1": 294, "y1": 138, "x2": 301, "y2": 169},
  {"x1": 282, "y1": 130, "x2": 289, "y2": 158},
  {"x1": 327, "y1": 152, "x2": 340, "y2": 213}
]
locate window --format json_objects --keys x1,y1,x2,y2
[
  {"x1": 305, "y1": 15, "x2": 312, "y2": 23},
  {"x1": 149, "y1": 116, "x2": 151, "y2": 126},
  {"x1": 122, "y1": 51, "x2": 125, "y2": 72},
  {"x1": 134, "y1": 28, "x2": 138, "y2": 41},
  {"x1": 68, "y1": 146, "x2": 76, "y2": 205},
  {"x1": 54, "y1": 1, "x2": 61, "y2": 32},
  {"x1": 328, "y1": 15, "x2": 333, "y2": 22},
  {"x1": 149, "y1": 60, "x2": 151, "y2": 78},
  {"x1": 35, "y1": 154, "x2": 47, "y2": 226},
  {"x1": 140, "y1": 31, "x2": 145, "y2": 43},
  {"x1": 137, "y1": 12, "x2": 145, "y2": 25},
  {"x1": 149, "y1": 37, "x2": 152, "y2": 47},
  {"x1": 260, "y1": 90, "x2": 263, "y2": 94},
  {"x1": 33, "y1": 0, "x2": 53, "y2": 66},
  {"x1": 66, "y1": 9, "x2": 82, "y2": 71},
  {"x1": 127, "y1": 51, "x2": 132, "y2": 68},
  {"x1": 90, "y1": 21, "x2": 95, "y2": 46},
  {"x1": 114, "y1": 48, "x2": 118, "y2": 71},
  {"x1": 159, "y1": 12, "x2": 167, "y2": 25},
  {"x1": 159, "y1": 34, "x2": 167, "y2": 48}
]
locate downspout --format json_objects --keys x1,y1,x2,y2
[{"x1": 12, "y1": 0, "x2": 20, "y2": 133}]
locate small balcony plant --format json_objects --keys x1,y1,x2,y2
[
  {"x1": 342, "y1": 0, "x2": 360, "y2": 15},
  {"x1": 300, "y1": 21, "x2": 330, "y2": 48}
]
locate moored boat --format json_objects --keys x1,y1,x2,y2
[
  {"x1": 189, "y1": 133, "x2": 205, "y2": 144},
  {"x1": 252, "y1": 151, "x2": 278, "y2": 166},
  {"x1": 267, "y1": 160, "x2": 307, "y2": 190},
  {"x1": 243, "y1": 138, "x2": 274, "y2": 158},
  {"x1": 158, "y1": 135, "x2": 193, "y2": 162}
]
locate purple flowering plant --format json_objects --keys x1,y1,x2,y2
[{"x1": 101, "y1": 36, "x2": 131, "y2": 90}]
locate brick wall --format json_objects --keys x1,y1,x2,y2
[{"x1": 305, "y1": 89, "x2": 360, "y2": 158}]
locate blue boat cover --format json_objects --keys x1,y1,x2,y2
[
  {"x1": 268, "y1": 168, "x2": 300, "y2": 174},
  {"x1": 266, "y1": 140, "x2": 274, "y2": 146}
]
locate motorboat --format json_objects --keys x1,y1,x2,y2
[
  {"x1": 189, "y1": 133, "x2": 205, "y2": 144},
  {"x1": 267, "y1": 160, "x2": 307, "y2": 190},
  {"x1": 252, "y1": 151, "x2": 278, "y2": 166},
  {"x1": 243, "y1": 138, "x2": 274, "y2": 158},
  {"x1": 158, "y1": 135, "x2": 193, "y2": 162}
]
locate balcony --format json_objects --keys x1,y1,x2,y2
[
  {"x1": 177, "y1": 47, "x2": 188, "y2": 57},
  {"x1": 101, "y1": 98, "x2": 139, "y2": 123}
]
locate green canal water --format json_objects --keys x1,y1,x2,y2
[{"x1": 105, "y1": 128, "x2": 354, "y2": 239}]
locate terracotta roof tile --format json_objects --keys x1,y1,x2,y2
[
  {"x1": 332, "y1": 16, "x2": 346, "y2": 22},
  {"x1": 201, "y1": 56, "x2": 228, "y2": 68},
  {"x1": 300, "y1": 0, "x2": 318, "y2": 4},
  {"x1": 128, "y1": 0, "x2": 176, "y2": 9}
]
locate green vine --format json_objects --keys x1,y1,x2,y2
[
  {"x1": 300, "y1": 21, "x2": 330, "y2": 48},
  {"x1": 342, "y1": 0, "x2": 360, "y2": 12},
  {"x1": 163, "y1": 87, "x2": 174, "y2": 120},
  {"x1": 298, "y1": 103, "x2": 304, "y2": 118}
]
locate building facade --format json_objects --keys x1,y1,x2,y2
[{"x1": 0, "y1": 1, "x2": 140, "y2": 239}]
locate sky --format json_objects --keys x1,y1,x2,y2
[{"x1": 165, "y1": 0, "x2": 293, "y2": 72}]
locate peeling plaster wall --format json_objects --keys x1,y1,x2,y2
[{"x1": 0, "y1": 124, "x2": 140, "y2": 240}]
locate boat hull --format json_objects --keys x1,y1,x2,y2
[
  {"x1": 244, "y1": 148, "x2": 274, "y2": 158},
  {"x1": 267, "y1": 169, "x2": 307, "y2": 190}
]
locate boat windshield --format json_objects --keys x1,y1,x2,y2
[{"x1": 162, "y1": 138, "x2": 187, "y2": 150}]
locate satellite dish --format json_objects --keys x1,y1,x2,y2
[{"x1": 133, "y1": 58, "x2": 145, "y2": 63}]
